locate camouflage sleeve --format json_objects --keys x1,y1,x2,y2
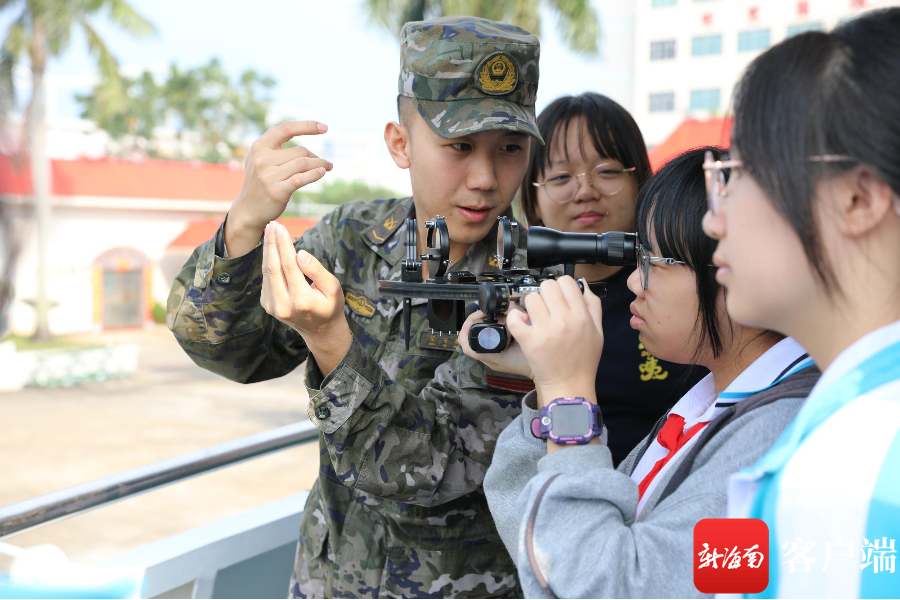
[
  {"x1": 166, "y1": 217, "x2": 335, "y2": 383},
  {"x1": 305, "y1": 340, "x2": 526, "y2": 506}
]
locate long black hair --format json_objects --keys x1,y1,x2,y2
[
  {"x1": 637, "y1": 147, "x2": 730, "y2": 359},
  {"x1": 731, "y1": 8, "x2": 900, "y2": 292},
  {"x1": 520, "y1": 93, "x2": 651, "y2": 226}
]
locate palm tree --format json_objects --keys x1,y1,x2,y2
[
  {"x1": 0, "y1": 0, "x2": 155, "y2": 341},
  {"x1": 364, "y1": 0, "x2": 601, "y2": 56},
  {"x1": 0, "y1": 202, "x2": 19, "y2": 338}
]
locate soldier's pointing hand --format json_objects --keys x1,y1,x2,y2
[{"x1": 225, "y1": 121, "x2": 334, "y2": 258}]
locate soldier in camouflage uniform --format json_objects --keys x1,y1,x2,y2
[{"x1": 168, "y1": 16, "x2": 544, "y2": 599}]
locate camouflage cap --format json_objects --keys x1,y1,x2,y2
[{"x1": 398, "y1": 16, "x2": 544, "y2": 144}]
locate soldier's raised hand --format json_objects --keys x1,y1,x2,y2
[
  {"x1": 225, "y1": 121, "x2": 333, "y2": 257},
  {"x1": 261, "y1": 222, "x2": 352, "y2": 376}
]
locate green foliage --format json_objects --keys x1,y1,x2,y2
[
  {"x1": 284, "y1": 180, "x2": 404, "y2": 215},
  {"x1": 0, "y1": 0, "x2": 154, "y2": 342},
  {"x1": 316, "y1": 180, "x2": 404, "y2": 205},
  {"x1": 363, "y1": 0, "x2": 601, "y2": 56},
  {"x1": 151, "y1": 301, "x2": 167, "y2": 325},
  {"x1": 0, "y1": 0, "x2": 156, "y2": 118},
  {"x1": 76, "y1": 58, "x2": 277, "y2": 163}
]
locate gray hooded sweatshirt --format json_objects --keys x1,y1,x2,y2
[{"x1": 483, "y1": 368, "x2": 819, "y2": 599}]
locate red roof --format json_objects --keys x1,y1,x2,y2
[
  {"x1": 649, "y1": 118, "x2": 732, "y2": 171},
  {"x1": 167, "y1": 217, "x2": 319, "y2": 251},
  {"x1": 0, "y1": 154, "x2": 244, "y2": 200}
]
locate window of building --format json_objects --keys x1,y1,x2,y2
[
  {"x1": 652, "y1": 0, "x2": 677, "y2": 7},
  {"x1": 692, "y1": 34, "x2": 723, "y2": 56},
  {"x1": 786, "y1": 22, "x2": 823, "y2": 37},
  {"x1": 690, "y1": 88, "x2": 720, "y2": 111},
  {"x1": 649, "y1": 92, "x2": 675, "y2": 113},
  {"x1": 738, "y1": 29, "x2": 771, "y2": 52},
  {"x1": 650, "y1": 40, "x2": 676, "y2": 60}
]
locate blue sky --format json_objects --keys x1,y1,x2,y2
[{"x1": 0, "y1": 0, "x2": 635, "y2": 137}]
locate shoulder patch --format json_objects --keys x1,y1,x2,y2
[
  {"x1": 475, "y1": 53, "x2": 519, "y2": 96},
  {"x1": 346, "y1": 292, "x2": 376, "y2": 317},
  {"x1": 417, "y1": 330, "x2": 458, "y2": 352},
  {"x1": 364, "y1": 201, "x2": 410, "y2": 246}
]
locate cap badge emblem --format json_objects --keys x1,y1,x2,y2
[{"x1": 475, "y1": 53, "x2": 518, "y2": 95}]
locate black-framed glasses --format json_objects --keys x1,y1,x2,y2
[
  {"x1": 638, "y1": 244, "x2": 686, "y2": 291},
  {"x1": 532, "y1": 163, "x2": 637, "y2": 204},
  {"x1": 702, "y1": 151, "x2": 856, "y2": 216},
  {"x1": 637, "y1": 244, "x2": 718, "y2": 290}
]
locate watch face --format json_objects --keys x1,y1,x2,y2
[{"x1": 550, "y1": 403, "x2": 591, "y2": 437}]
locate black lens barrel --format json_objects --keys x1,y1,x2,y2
[{"x1": 526, "y1": 227, "x2": 636, "y2": 270}]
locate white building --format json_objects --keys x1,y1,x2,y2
[
  {"x1": 631, "y1": 0, "x2": 898, "y2": 147},
  {"x1": 0, "y1": 155, "x2": 317, "y2": 337}
]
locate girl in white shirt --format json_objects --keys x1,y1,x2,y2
[{"x1": 701, "y1": 9, "x2": 900, "y2": 598}]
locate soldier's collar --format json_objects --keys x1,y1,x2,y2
[
  {"x1": 365, "y1": 199, "x2": 517, "y2": 271},
  {"x1": 363, "y1": 198, "x2": 414, "y2": 247}
]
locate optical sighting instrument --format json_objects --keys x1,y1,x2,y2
[{"x1": 378, "y1": 216, "x2": 636, "y2": 353}]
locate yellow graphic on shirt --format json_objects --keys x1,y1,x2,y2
[
  {"x1": 639, "y1": 341, "x2": 669, "y2": 381},
  {"x1": 488, "y1": 255, "x2": 500, "y2": 268},
  {"x1": 419, "y1": 330, "x2": 458, "y2": 351},
  {"x1": 346, "y1": 292, "x2": 376, "y2": 317},
  {"x1": 371, "y1": 216, "x2": 399, "y2": 242}
]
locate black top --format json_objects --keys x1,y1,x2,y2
[{"x1": 594, "y1": 267, "x2": 708, "y2": 465}]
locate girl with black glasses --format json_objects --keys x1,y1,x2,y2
[
  {"x1": 461, "y1": 148, "x2": 818, "y2": 597},
  {"x1": 505, "y1": 93, "x2": 705, "y2": 465}
]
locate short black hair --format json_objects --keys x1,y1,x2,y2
[
  {"x1": 731, "y1": 8, "x2": 900, "y2": 292},
  {"x1": 520, "y1": 93, "x2": 651, "y2": 226},
  {"x1": 396, "y1": 94, "x2": 418, "y2": 128},
  {"x1": 636, "y1": 147, "x2": 730, "y2": 359}
]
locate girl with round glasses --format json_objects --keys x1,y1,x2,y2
[
  {"x1": 702, "y1": 9, "x2": 900, "y2": 598},
  {"x1": 462, "y1": 147, "x2": 818, "y2": 597},
  {"x1": 510, "y1": 93, "x2": 706, "y2": 465}
]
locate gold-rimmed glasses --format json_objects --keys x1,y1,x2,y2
[
  {"x1": 532, "y1": 163, "x2": 637, "y2": 204},
  {"x1": 702, "y1": 150, "x2": 856, "y2": 216}
]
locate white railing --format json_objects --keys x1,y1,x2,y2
[
  {"x1": 101, "y1": 493, "x2": 307, "y2": 599},
  {"x1": 0, "y1": 421, "x2": 319, "y2": 539},
  {"x1": 0, "y1": 421, "x2": 320, "y2": 598}
]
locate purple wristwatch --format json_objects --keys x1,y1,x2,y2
[{"x1": 531, "y1": 397, "x2": 603, "y2": 445}]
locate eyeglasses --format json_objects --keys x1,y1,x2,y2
[
  {"x1": 637, "y1": 244, "x2": 718, "y2": 290},
  {"x1": 702, "y1": 151, "x2": 856, "y2": 216},
  {"x1": 532, "y1": 163, "x2": 637, "y2": 204},
  {"x1": 638, "y1": 244, "x2": 686, "y2": 291}
]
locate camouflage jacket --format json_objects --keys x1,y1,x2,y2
[{"x1": 167, "y1": 197, "x2": 533, "y2": 598}]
